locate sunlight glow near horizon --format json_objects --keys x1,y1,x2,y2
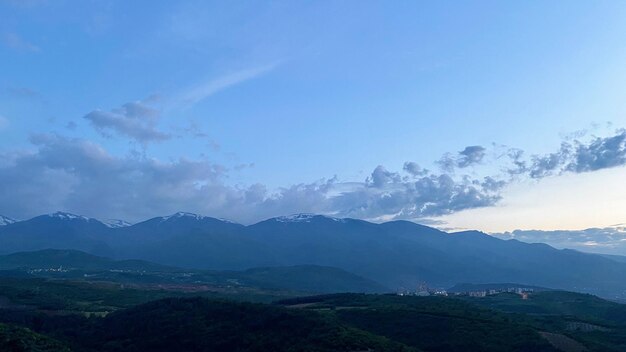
[{"x1": 440, "y1": 166, "x2": 626, "y2": 233}]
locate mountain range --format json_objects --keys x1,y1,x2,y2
[{"x1": 2, "y1": 211, "x2": 626, "y2": 299}]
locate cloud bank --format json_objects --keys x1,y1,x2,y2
[
  {"x1": 2, "y1": 102, "x2": 626, "y2": 225},
  {"x1": 493, "y1": 227, "x2": 626, "y2": 256},
  {"x1": 0, "y1": 133, "x2": 503, "y2": 223}
]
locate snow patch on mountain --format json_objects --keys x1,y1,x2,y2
[
  {"x1": 46, "y1": 212, "x2": 90, "y2": 221},
  {"x1": 158, "y1": 212, "x2": 240, "y2": 224},
  {"x1": 160, "y1": 212, "x2": 207, "y2": 222},
  {"x1": 274, "y1": 213, "x2": 345, "y2": 223},
  {"x1": 102, "y1": 219, "x2": 133, "y2": 228},
  {"x1": 217, "y1": 217, "x2": 239, "y2": 224},
  {"x1": 0, "y1": 215, "x2": 17, "y2": 226}
]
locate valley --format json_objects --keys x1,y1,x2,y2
[{"x1": 2, "y1": 213, "x2": 626, "y2": 351}]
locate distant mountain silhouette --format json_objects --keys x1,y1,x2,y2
[
  {"x1": 2, "y1": 212, "x2": 626, "y2": 298},
  {"x1": 0, "y1": 249, "x2": 387, "y2": 294},
  {"x1": 0, "y1": 248, "x2": 170, "y2": 272}
]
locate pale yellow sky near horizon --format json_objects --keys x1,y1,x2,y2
[{"x1": 437, "y1": 166, "x2": 626, "y2": 233}]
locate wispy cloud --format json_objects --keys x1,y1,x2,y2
[
  {"x1": 3, "y1": 87, "x2": 42, "y2": 100},
  {"x1": 176, "y1": 62, "x2": 282, "y2": 108},
  {"x1": 1, "y1": 32, "x2": 40, "y2": 53},
  {"x1": 78, "y1": 62, "x2": 283, "y2": 149}
]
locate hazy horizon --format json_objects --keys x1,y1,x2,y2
[
  {"x1": 2, "y1": 1, "x2": 626, "y2": 252},
  {"x1": 4, "y1": 3, "x2": 626, "y2": 351}
]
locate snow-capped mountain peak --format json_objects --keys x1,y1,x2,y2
[
  {"x1": 46, "y1": 211, "x2": 90, "y2": 221},
  {"x1": 157, "y1": 212, "x2": 240, "y2": 225},
  {"x1": 275, "y1": 213, "x2": 316, "y2": 222},
  {"x1": 160, "y1": 212, "x2": 207, "y2": 222},
  {"x1": 274, "y1": 213, "x2": 344, "y2": 223},
  {"x1": 0, "y1": 215, "x2": 17, "y2": 226}
]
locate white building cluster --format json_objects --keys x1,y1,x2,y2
[{"x1": 397, "y1": 284, "x2": 535, "y2": 299}]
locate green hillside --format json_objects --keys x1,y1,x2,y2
[
  {"x1": 75, "y1": 297, "x2": 416, "y2": 352},
  {"x1": 0, "y1": 276, "x2": 625, "y2": 351},
  {"x1": 0, "y1": 296, "x2": 416, "y2": 352},
  {"x1": 460, "y1": 291, "x2": 626, "y2": 351},
  {"x1": 0, "y1": 323, "x2": 70, "y2": 352},
  {"x1": 462, "y1": 291, "x2": 626, "y2": 323},
  {"x1": 279, "y1": 294, "x2": 557, "y2": 352},
  {"x1": 239, "y1": 265, "x2": 388, "y2": 293}
]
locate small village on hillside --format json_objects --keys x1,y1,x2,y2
[{"x1": 397, "y1": 283, "x2": 535, "y2": 299}]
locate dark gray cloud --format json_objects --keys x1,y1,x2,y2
[
  {"x1": 523, "y1": 130, "x2": 626, "y2": 178},
  {"x1": 403, "y1": 161, "x2": 428, "y2": 177},
  {"x1": 330, "y1": 167, "x2": 504, "y2": 220},
  {"x1": 83, "y1": 98, "x2": 170, "y2": 144},
  {"x1": 458, "y1": 145, "x2": 486, "y2": 167},
  {"x1": 0, "y1": 133, "x2": 250, "y2": 221},
  {"x1": 566, "y1": 131, "x2": 626, "y2": 172},
  {"x1": 505, "y1": 148, "x2": 527, "y2": 175},
  {"x1": 366, "y1": 165, "x2": 402, "y2": 188},
  {"x1": 438, "y1": 145, "x2": 486, "y2": 171},
  {"x1": 529, "y1": 147, "x2": 569, "y2": 178},
  {"x1": 480, "y1": 176, "x2": 507, "y2": 192}
]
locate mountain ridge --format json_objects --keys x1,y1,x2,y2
[{"x1": 2, "y1": 211, "x2": 626, "y2": 299}]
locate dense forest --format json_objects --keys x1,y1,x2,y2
[
  {"x1": 0, "y1": 251, "x2": 625, "y2": 351},
  {"x1": 0, "y1": 323, "x2": 70, "y2": 352},
  {"x1": 0, "y1": 297, "x2": 414, "y2": 352},
  {"x1": 1, "y1": 276, "x2": 626, "y2": 351}
]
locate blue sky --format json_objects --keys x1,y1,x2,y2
[{"x1": 2, "y1": 1, "x2": 626, "y2": 248}]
